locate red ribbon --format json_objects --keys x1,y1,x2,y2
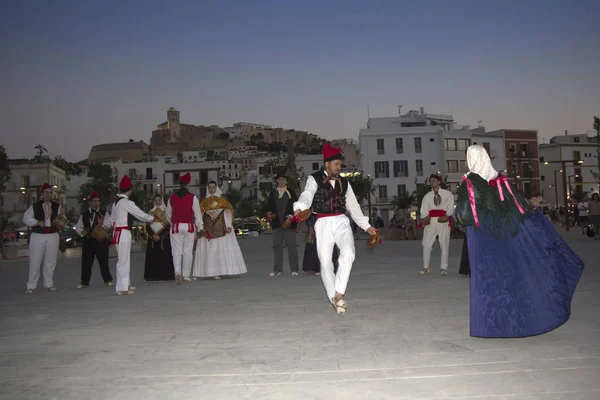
[
  {"x1": 205, "y1": 230, "x2": 213, "y2": 241},
  {"x1": 462, "y1": 176, "x2": 480, "y2": 228},
  {"x1": 490, "y1": 176, "x2": 525, "y2": 214}
]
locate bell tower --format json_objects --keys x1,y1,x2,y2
[{"x1": 167, "y1": 107, "x2": 181, "y2": 141}]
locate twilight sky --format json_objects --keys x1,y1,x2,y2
[{"x1": 1, "y1": 0, "x2": 599, "y2": 162}]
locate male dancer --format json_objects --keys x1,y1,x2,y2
[
  {"x1": 419, "y1": 174, "x2": 454, "y2": 276},
  {"x1": 294, "y1": 143, "x2": 377, "y2": 316},
  {"x1": 75, "y1": 190, "x2": 113, "y2": 288},
  {"x1": 266, "y1": 171, "x2": 299, "y2": 276},
  {"x1": 166, "y1": 172, "x2": 202, "y2": 284},
  {"x1": 111, "y1": 176, "x2": 156, "y2": 295},
  {"x1": 22, "y1": 183, "x2": 63, "y2": 294}
]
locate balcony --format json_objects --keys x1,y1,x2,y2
[{"x1": 375, "y1": 197, "x2": 389, "y2": 204}]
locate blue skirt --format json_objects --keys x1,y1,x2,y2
[{"x1": 467, "y1": 211, "x2": 584, "y2": 338}]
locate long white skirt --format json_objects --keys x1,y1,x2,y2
[{"x1": 193, "y1": 232, "x2": 248, "y2": 278}]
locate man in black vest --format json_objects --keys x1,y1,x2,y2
[
  {"x1": 22, "y1": 183, "x2": 63, "y2": 295},
  {"x1": 265, "y1": 171, "x2": 299, "y2": 276},
  {"x1": 75, "y1": 190, "x2": 114, "y2": 289},
  {"x1": 294, "y1": 143, "x2": 377, "y2": 316}
]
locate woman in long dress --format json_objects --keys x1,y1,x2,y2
[
  {"x1": 454, "y1": 145, "x2": 584, "y2": 338},
  {"x1": 458, "y1": 237, "x2": 470, "y2": 276},
  {"x1": 193, "y1": 181, "x2": 247, "y2": 280},
  {"x1": 302, "y1": 212, "x2": 339, "y2": 275},
  {"x1": 144, "y1": 195, "x2": 175, "y2": 282}
]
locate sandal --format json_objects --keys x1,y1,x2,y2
[
  {"x1": 419, "y1": 268, "x2": 430, "y2": 275},
  {"x1": 440, "y1": 270, "x2": 447, "y2": 276},
  {"x1": 332, "y1": 298, "x2": 346, "y2": 316},
  {"x1": 269, "y1": 272, "x2": 282, "y2": 277}
]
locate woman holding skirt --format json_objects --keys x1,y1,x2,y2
[
  {"x1": 144, "y1": 195, "x2": 175, "y2": 282},
  {"x1": 193, "y1": 181, "x2": 247, "y2": 280}
]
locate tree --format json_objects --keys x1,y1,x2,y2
[
  {"x1": 390, "y1": 194, "x2": 415, "y2": 217},
  {"x1": 32, "y1": 144, "x2": 50, "y2": 164},
  {"x1": 345, "y1": 172, "x2": 377, "y2": 205},
  {"x1": 225, "y1": 188, "x2": 241, "y2": 209},
  {"x1": 259, "y1": 155, "x2": 305, "y2": 199},
  {"x1": 236, "y1": 198, "x2": 254, "y2": 218},
  {"x1": 0, "y1": 145, "x2": 11, "y2": 259},
  {"x1": 77, "y1": 163, "x2": 116, "y2": 212}
]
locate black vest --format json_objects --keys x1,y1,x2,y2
[
  {"x1": 114, "y1": 197, "x2": 134, "y2": 229},
  {"x1": 310, "y1": 170, "x2": 348, "y2": 215},
  {"x1": 31, "y1": 201, "x2": 60, "y2": 234},
  {"x1": 82, "y1": 209, "x2": 106, "y2": 232}
]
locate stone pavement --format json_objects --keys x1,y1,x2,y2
[{"x1": 0, "y1": 232, "x2": 598, "y2": 400}]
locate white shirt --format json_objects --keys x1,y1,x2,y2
[
  {"x1": 111, "y1": 194, "x2": 154, "y2": 227},
  {"x1": 22, "y1": 202, "x2": 63, "y2": 228},
  {"x1": 75, "y1": 209, "x2": 112, "y2": 236},
  {"x1": 166, "y1": 194, "x2": 204, "y2": 230},
  {"x1": 577, "y1": 202, "x2": 588, "y2": 217},
  {"x1": 293, "y1": 173, "x2": 371, "y2": 231},
  {"x1": 420, "y1": 188, "x2": 454, "y2": 219}
]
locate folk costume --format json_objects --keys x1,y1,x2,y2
[
  {"x1": 75, "y1": 191, "x2": 113, "y2": 288},
  {"x1": 22, "y1": 183, "x2": 62, "y2": 294},
  {"x1": 111, "y1": 176, "x2": 155, "y2": 295},
  {"x1": 144, "y1": 196, "x2": 175, "y2": 282},
  {"x1": 265, "y1": 173, "x2": 299, "y2": 276},
  {"x1": 455, "y1": 145, "x2": 584, "y2": 338},
  {"x1": 192, "y1": 187, "x2": 247, "y2": 279},
  {"x1": 294, "y1": 143, "x2": 372, "y2": 313},
  {"x1": 419, "y1": 175, "x2": 454, "y2": 275},
  {"x1": 165, "y1": 173, "x2": 203, "y2": 283}
]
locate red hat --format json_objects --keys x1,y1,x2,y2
[
  {"x1": 179, "y1": 172, "x2": 191, "y2": 184},
  {"x1": 41, "y1": 183, "x2": 53, "y2": 192},
  {"x1": 322, "y1": 142, "x2": 344, "y2": 162},
  {"x1": 89, "y1": 190, "x2": 100, "y2": 201},
  {"x1": 119, "y1": 176, "x2": 132, "y2": 191}
]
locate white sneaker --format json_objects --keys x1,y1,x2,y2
[{"x1": 291, "y1": 272, "x2": 298, "y2": 276}]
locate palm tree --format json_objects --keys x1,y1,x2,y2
[{"x1": 34, "y1": 144, "x2": 47, "y2": 157}]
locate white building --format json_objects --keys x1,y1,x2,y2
[
  {"x1": 359, "y1": 107, "x2": 506, "y2": 225},
  {"x1": 224, "y1": 122, "x2": 272, "y2": 139},
  {"x1": 1, "y1": 160, "x2": 68, "y2": 225},
  {"x1": 539, "y1": 132, "x2": 599, "y2": 205}
]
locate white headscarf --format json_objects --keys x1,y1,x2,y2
[
  {"x1": 205, "y1": 184, "x2": 223, "y2": 198},
  {"x1": 467, "y1": 145, "x2": 498, "y2": 181},
  {"x1": 150, "y1": 195, "x2": 166, "y2": 211}
]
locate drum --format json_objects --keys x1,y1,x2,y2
[
  {"x1": 51, "y1": 214, "x2": 68, "y2": 231},
  {"x1": 91, "y1": 225, "x2": 109, "y2": 241}
]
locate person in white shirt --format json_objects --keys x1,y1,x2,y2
[
  {"x1": 577, "y1": 201, "x2": 589, "y2": 235},
  {"x1": 22, "y1": 183, "x2": 64, "y2": 294},
  {"x1": 74, "y1": 190, "x2": 114, "y2": 288},
  {"x1": 111, "y1": 176, "x2": 156, "y2": 295},
  {"x1": 419, "y1": 174, "x2": 455, "y2": 276},
  {"x1": 294, "y1": 143, "x2": 378, "y2": 316}
]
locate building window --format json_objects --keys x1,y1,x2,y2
[
  {"x1": 414, "y1": 137, "x2": 422, "y2": 153},
  {"x1": 172, "y1": 172, "x2": 180, "y2": 182},
  {"x1": 397, "y1": 184, "x2": 407, "y2": 196},
  {"x1": 393, "y1": 160, "x2": 408, "y2": 177},
  {"x1": 460, "y1": 160, "x2": 468, "y2": 173},
  {"x1": 458, "y1": 139, "x2": 471, "y2": 151},
  {"x1": 312, "y1": 162, "x2": 319, "y2": 171},
  {"x1": 200, "y1": 171, "x2": 208, "y2": 185},
  {"x1": 446, "y1": 160, "x2": 459, "y2": 173},
  {"x1": 520, "y1": 143, "x2": 529, "y2": 157},
  {"x1": 509, "y1": 143, "x2": 516, "y2": 154},
  {"x1": 395, "y1": 138, "x2": 403, "y2": 154},
  {"x1": 445, "y1": 138, "x2": 457, "y2": 151},
  {"x1": 511, "y1": 163, "x2": 518, "y2": 176},
  {"x1": 522, "y1": 162, "x2": 530, "y2": 177},
  {"x1": 378, "y1": 185, "x2": 387, "y2": 201},
  {"x1": 573, "y1": 151, "x2": 581, "y2": 162},
  {"x1": 374, "y1": 161, "x2": 389, "y2": 178},
  {"x1": 416, "y1": 159, "x2": 423, "y2": 176},
  {"x1": 523, "y1": 182, "x2": 532, "y2": 198},
  {"x1": 377, "y1": 138, "x2": 385, "y2": 155}
]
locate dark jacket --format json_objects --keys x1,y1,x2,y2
[{"x1": 266, "y1": 188, "x2": 298, "y2": 229}]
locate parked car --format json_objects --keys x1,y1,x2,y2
[
  {"x1": 234, "y1": 222, "x2": 261, "y2": 236},
  {"x1": 59, "y1": 229, "x2": 82, "y2": 251}
]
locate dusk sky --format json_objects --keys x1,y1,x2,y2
[{"x1": 2, "y1": 0, "x2": 599, "y2": 162}]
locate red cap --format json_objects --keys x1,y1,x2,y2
[
  {"x1": 41, "y1": 183, "x2": 53, "y2": 192},
  {"x1": 322, "y1": 142, "x2": 343, "y2": 162},
  {"x1": 179, "y1": 172, "x2": 191, "y2": 184},
  {"x1": 119, "y1": 176, "x2": 132, "y2": 191},
  {"x1": 89, "y1": 190, "x2": 100, "y2": 201}
]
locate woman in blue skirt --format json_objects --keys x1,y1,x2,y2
[{"x1": 454, "y1": 145, "x2": 584, "y2": 338}]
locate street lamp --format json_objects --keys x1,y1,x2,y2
[{"x1": 540, "y1": 158, "x2": 583, "y2": 231}]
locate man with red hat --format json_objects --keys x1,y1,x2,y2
[
  {"x1": 111, "y1": 175, "x2": 157, "y2": 295},
  {"x1": 74, "y1": 190, "x2": 114, "y2": 289},
  {"x1": 293, "y1": 143, "x2": 378, "y2": 316},
  {"x1": 419, "y1": 173, "x2": 454, "y2": 276},
  {"x1": 166, "y1": 172, "x2": 202, "y2": 284},
  {"x1": 22, "y1": 183, "x2": 64, "y2": 294}
]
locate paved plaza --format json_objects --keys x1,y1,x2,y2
[{"x1": 0, "y1": 230, "x2": 598, "y2": 400}]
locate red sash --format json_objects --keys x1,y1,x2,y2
[
  {"x1": 111, "y1": 226, "x2": 130, "y2": 245},
  {"x1": 316, "y1": 213, "x2": 343, "y2": 219}
]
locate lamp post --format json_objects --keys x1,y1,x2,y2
[{"x1": 542, "y1": 159, "x2": 583, "y2": 231}]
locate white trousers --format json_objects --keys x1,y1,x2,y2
[
  {"x1": 170, "y1": 228, "x2": 195, "y2": 277},
  {"x1": 422, "y1": 217, "x2": 451, "y2": 270},
  {"x1": 115, "y1": 230, "x2": 132, "y2": 292},
  {"x1": 27, "y1": 232, "x2": 59, "y2": 290},
  {"x1": 315, "y1": 215, "x2": 355, "y2": 302}
]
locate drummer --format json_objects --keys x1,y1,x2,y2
[
  {"x1": 22, "y1": 183, "x2": 64, "y2": 295},
  {"x1": 75, "y1": 190, "x2": 114, "y2": 289}
]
